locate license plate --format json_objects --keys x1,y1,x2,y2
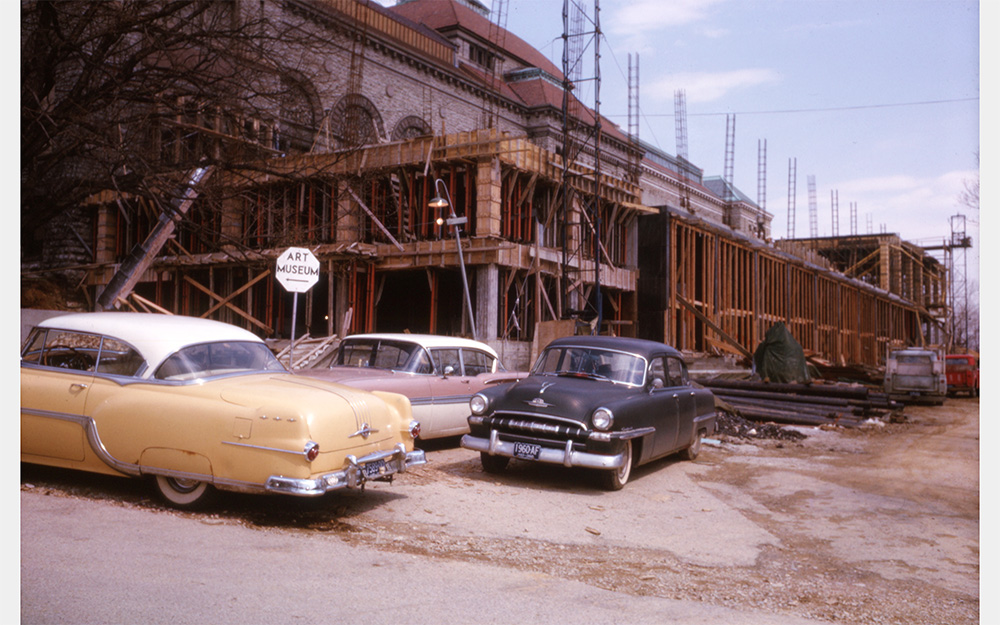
[
  {"x1": 363, "y1": 459, "x2": 387, "y2": 478},
  {"x1": 513, "y1": 442, "x2": 541, "y2": 460}
]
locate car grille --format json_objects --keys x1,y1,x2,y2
[{"x1": 486, "y1": 413, "x2": 589, "y2": 443}]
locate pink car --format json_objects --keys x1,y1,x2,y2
[{"x1": 298, "y1": 334, "x2": 526, "y2": 439}]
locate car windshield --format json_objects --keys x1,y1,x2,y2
[
  {"x1": 532, "y1": 346, "x2": 646, "y2": 386},
  {"x1": 334, "y1": 339, "x2": 434, "y2": 374},
  {"x1": 154, "y1": 341, "x2": 285, "y2": 381}
]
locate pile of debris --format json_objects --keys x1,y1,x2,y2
[
  {"x1": 806, "y1": 354, "x2": 884, "y2": 386},
  {"x1": 713, "y1": 402, "x2": 808, "y2": 441},
  {"x1": 701, "y1": 377, "x2": 903, "y2": 429},
  {"x1": 266, "y1": 334, "x2": 341, "y2": 369}
]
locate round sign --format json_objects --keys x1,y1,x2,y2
[{"x1": 275, "y1": 247, "x2": 320, "y2": 293}]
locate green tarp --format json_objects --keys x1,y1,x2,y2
[{"x1": 753, "y1": 322, "x2": 811, "y2": 383}]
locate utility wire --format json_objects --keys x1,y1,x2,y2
[{"x1": 608, "y1": 97, "x2": 979, "y2": 119}]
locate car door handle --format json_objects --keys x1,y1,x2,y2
[{"x1": 70, "y1": 383, "x2": 89, "y2": 391}]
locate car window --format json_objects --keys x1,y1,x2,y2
[
  {"x1": 372, "y1": 343, "x2": 414, "y2": 369},
  {"x1": 666, "y1": 356, "x2": 688, "y2": 386},
  {"x1": 462, "y1": 349, "x2": 494, "y2": 375},
  {"x1": 95, "y1": 337, "x2": 145, "y2": 376},
  {"x1": 431, "y1": 348, "x2": 461, "y2": 375},
  {"x1": 23, "y1": 329, "x2": 101, "y2": 372},
  {"x1": 20, "y1": 328, "x2": 47, "y2": 364},
  {"x1": 408, "y1": 348, "x2": 434, "y2": 374},
  {"x1": 534, "y1": 346, "x2": 646, "y2": 386},
  {"x1": 338, "y1": 341, "x2": 376, "y2": 367},
  {"x1": 648, "y1": 356, "x2": 667, "y2": 387},
  {"x1": 155, "y1": 341, "x2": 284, "y2": 380}
]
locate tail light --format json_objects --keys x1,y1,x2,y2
[
  {"x1": 408, "y1": 420, "x2": 421, "y2": 439},
  {"x1": 304, "y1": 441, "x2": 320, "y2": 462}
]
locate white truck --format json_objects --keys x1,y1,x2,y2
[{"x1": 883, "y1": 346, "x2": 947, "y2": 405}]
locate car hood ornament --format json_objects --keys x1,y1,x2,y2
[
  {"x1": 526, "y1": 397, "x2": 553, "y2": 408},
  {"x1": 349, "y1": 423, "x2": 379, "y2": 439}
]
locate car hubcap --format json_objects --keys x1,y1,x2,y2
[{"x1": 168, "y1": 477, "x2": 201, "y2": 493}]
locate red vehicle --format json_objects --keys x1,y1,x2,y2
[{"x1": 945, "y1": 354, "x2": 979, "y2": 397}]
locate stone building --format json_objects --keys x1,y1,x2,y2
[{"x1": 22, "y1": 0, "x2": 937, "y2": 367}]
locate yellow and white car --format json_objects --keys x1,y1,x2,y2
[{"x1": 20, "y1": 312, "x2": 424, "y2": 508}]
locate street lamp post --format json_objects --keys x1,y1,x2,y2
[{"x1": 429, "y1": 178, "x2": 478, "y2": 341}]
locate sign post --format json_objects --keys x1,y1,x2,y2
[{"x1": 275, "y1": 247, "x2": 320, "y2": 369}]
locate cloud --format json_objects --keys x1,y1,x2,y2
[
  {"x1": 839, "y1": 171, "x2": 972, "y2": 209},
  {"x1": 775, "y1": 170, "x2": 979, "y2": 244},
  {"x1": 645, "y1": 69, "x2": 781, "y2": 104},
  {"x1": 606, "y1": 0, "x2": 728, "y2": 35}
]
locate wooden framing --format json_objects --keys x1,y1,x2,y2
[{"x1": 643, "y1": 208, "x2": 920, "y2": 367}]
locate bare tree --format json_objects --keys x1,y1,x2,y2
[
  {"x1": 951, "y1": 279, "x2": 979, "y2": 353},
  {"x1": 951, "y1": 152, "x2": 979, "y2": 353},
  {"x1": 21, "y1": 1, "x2": 340, "y2": 255}
]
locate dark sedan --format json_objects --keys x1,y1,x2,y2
[{"x1": 460, "y1": 335, "x2": 716, "y2": 489}]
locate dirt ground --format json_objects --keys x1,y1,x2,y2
[{"x1": 20, "y1": 397, "x2": 980, "y2": 624}]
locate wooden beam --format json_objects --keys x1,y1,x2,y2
[
  {"x1": 675, "y1": 292, "x2": 753, "y2": 359},
  {"x1": 843, "y1": 248, "x2": 880, "y2": 277},
  {"x1": 345, "y1": 185, "x2": 405, "y2": 251},
  {"x1": 126, "y1": 293, "x2": 173, "y2": 315},
  {"x1": 579, "y1": 203, "x2": 616, "y2": 268},
  {"x1": 516, "y1": 172, "x2": 539, "y2": 210},
  {"x1": 200, "y1": 269, "x2": 271, "y2": 318},
  {"x1": 182, "y1": 274, "x2": 272, "y2": 334}
]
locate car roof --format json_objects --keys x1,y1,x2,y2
[
  {"x1": 342, "y1": 333, "x2": 499, "y2": 357},
  {"x1": 544, "y1": 335, "x2": 681, "y2": 358},
  {"x1": 36, "y1": 312, "x2": 263, "y2": 372},
  {"x1": 891, "y1": 348, "x2": 938, "y2": 355}
]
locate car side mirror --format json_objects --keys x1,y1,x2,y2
[
  {"x1": 443, "y1": 365, "x2": 455, "y2": 377},
  {"x1": 649, "y1": 377, "x2": 664, "y2": 393}
]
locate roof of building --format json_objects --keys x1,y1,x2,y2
[
  {"x1": 389, "y1": 0, "x2": 629, "y2": 144},
  {"x1": 390, "y1": 0, "x2": 562, "y2": 77},
  {"x1": 703, "y1": 176, "x2": 760, "y2": 207}
]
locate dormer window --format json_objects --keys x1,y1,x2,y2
[{"x1": 469, "y1": 42, "x2": 495, "y2": 71}]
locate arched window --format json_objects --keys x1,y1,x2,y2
[
  {"x1": 391, "y1": 116, "x2": 432, "y2": 142},
  {"x1": 277, "y1": 75, "x2": 321, "y2": 153},
  {"x1": 329, "y1": 94, "x2": 385, "y2": 148}
]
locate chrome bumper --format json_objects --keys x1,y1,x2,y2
[
  {"x1": 265, "y1": 444, "x2": 426, "y2": 496},
  {"x1": 461, "y1": 429, "x2": 629, "y2": 470}
]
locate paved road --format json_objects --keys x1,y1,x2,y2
[{"x1": 21, "y1": 488, "x2": 820, "y2": 625}]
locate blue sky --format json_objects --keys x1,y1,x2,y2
[
  {"x1": 379, "y1": 0, "x2": 982, "y2": 282},
  {"x1": 508, "y1": 0, "x2": 979, "y2": 242}
]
